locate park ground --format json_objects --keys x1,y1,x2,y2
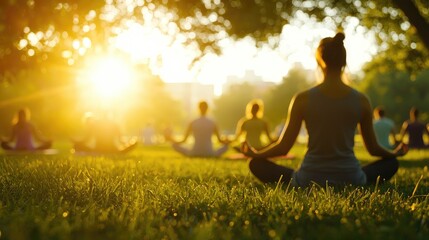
[{"x1": 0, "y1": 141, "x2": 428, "y2": 240}]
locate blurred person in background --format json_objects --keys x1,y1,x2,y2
[
  {"x1": 72, "y1": 111, "x2": 137, "y2": 154},
  {"x1": 1, "y1": 108, "x2": 52, "y2": 151},
  {"x1": 165, "y1": 101, "x2": 230, "y2": 157},
  {"x1": 373, "y1": 106, "x2": 398, "y2": 150},
  {"x1": 231, "y1": 99, "x2": 275, "y2": 151},
  {"x1": 399, "y1": 107, "x2": 429, "y2": 149}
]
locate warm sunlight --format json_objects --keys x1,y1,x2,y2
[
  {"x1": 77, "y1": 56, "x2": 137, "y2": 108},
  {"x1": 87, "y1": 16, "x2": 376, "y2": 100},
  {"x1": 112, "y1": 21, "x2": 198, "y2": 83},
  {"x1": 108, "y1": 16, "x2": 376, "y2": 98},
  {"x1": 114, "y1": 22, "x2": 168, "y2": 62},
  {"x1": 87, "y1": 58, "x2": 134, "y2": 99}
]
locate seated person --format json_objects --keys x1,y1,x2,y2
[
  {"x1": 231, "y1": 99, "x2": 275, "y2": 151},
  {"x1": 73, "y1": 112, "x2": 137, "y2": 154},
  {"x1": 399, "y1": 107, "x2": 429, "y2": 149},
  {"x1": 1, "y1": 108, "x2": 52, "y2": 151},
  {"x1": 165, "y1": 101, "x2": 229, "y2": 157},
  {"x1": 242, "y1": 33, "x2": 407, "y2": 187},
  {"x1": 373, "y1": 106, "x2": 398, "y2": 149},
  {"x1": 142, "y1": 122, "x2": 156, "y2": 145}
]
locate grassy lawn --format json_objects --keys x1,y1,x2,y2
[{"x1": 0, "y1": 143, "x2": 428, "y2": 240}]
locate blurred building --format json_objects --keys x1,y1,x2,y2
[{"x1": 224, "y1": 70, "x2": 276, "y2": 97}]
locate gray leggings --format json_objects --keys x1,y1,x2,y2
[{"x1": 249, "y1": 157, "x2": 399, "y2": 186}]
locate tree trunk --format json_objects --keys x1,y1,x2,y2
[{"x1": 392, "y1": 0, "x2": 429, "y2": 50}]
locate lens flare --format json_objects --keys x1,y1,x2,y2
[
  {"x1": 75, "y1": 55, "x2": 140, "y2": 113},
  {"x1": 85, "y1": 57, "x2": 135, "y2": 100}
]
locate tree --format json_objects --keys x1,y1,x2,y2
[
  {"x1": 0, "y1": 65, "x2": 81, "y2": 137},
  {"x1": 0, "y1": 0, "x2": 106, "y2": 74},
  {"x1": 1, "y1": 0, "x2": 428, "y2": 79},
  {"x1": 212, "y1": 82, "x2": 258, "y2": 133},
  {"x1": 392, "y1": 0, "x2": 429, "y2": 50},
  {"x1": 358, "y1": 59, "x2": 429, "y2": 124},
  {"x1": 0, "y1": 62, "x2": 184, "y2": 137},
  {"x1": 264, "y1": 66, "x2": 313, "y2": 126}
]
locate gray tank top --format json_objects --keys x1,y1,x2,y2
[
  {"x1": 294, "y1": 87, "x2": 366, "y2": 186},
  {"x1": 191, "y1": 117, "x2": 216, "y2": 155}
]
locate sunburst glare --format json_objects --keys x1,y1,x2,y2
[{"x1": 77, "y1": 56, "x2": 137, "y2": 108}]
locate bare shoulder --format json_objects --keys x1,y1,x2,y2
[
  {"x1": 354, "y1": 90, "x2": 371, "y2": 108},
  {"x1": 288, "y1": 90, "x2": 311, "y2": 117},
  {"x1": 238, "y1": 117, "x2": 248, "y2": 124},
  {"x1": 351, "y1": 90, "x2": 371, "y2": 115},
  {"x1": 292, "y1": 90, "x2": 310, "y2": 106}
]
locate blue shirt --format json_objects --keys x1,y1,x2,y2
[{"x1": 373, "y1": 117, "x2": 395, "y2": 149}]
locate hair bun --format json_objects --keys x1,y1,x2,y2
[{"x1": 333, "y1": 32, "x2": 345, "y2": 43}]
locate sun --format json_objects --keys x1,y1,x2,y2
[
  {"x1": 78, "y1": 56, "x2": 137, "y2": 107},
  {"x1": 88, "y1": 58, "x2": 134, "y2": 98}
]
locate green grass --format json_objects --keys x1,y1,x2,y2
[{"x1": 0, "y1": 143, "x2": 428, "y2": 240}]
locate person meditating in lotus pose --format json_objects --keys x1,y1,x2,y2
[
  {"x1": 1, "y1": 108, "x2": 52, "y2": 151},
  {"x1": 73, "y1": 112, "x2": 137, "y2": 154},
  {"x1": 242, "y1": 32, "x2": 407, "y2": 187},
  {"x1": 398, "y1": 107, "x2": 429, "y2": 150},
  {"x1": 373, "y1": 106, "x2": 398, "y2": 150},
  {"x1": 166, "y1": 101, "x2": 229, "y2": 157},
  {"x1": 232, "y1": 99, "x2": 275, "y2": 151}
]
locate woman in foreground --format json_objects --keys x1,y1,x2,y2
[{"x1": 242, "y1": 32, "x2": 407, "y2": 186}]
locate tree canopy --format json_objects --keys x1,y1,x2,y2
[
  {"x1": 212, "y1": 66, "x2": 312, "y2": 133},
  {"x1": 1, "y1": 0, "x2": 428, "y2": 78},
  {"x1": 1, "y1": 0, "x2": 428, "y2": 137},
  {"x1": 358, "y1": 59, "x2": 429, "y2": 124}
]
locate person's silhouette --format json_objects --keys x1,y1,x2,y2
[
  {"x1": 373, "y1": 106, "x2": 398, "y2": 149},
  {"x1": 399, "y1": 107, "x2": 429, "y2": 149},
  {"x1": 232, "y1": 99, "x2": 275, "y2": 151},
  {"x1": 166, "y1": 101, "x2": 229, "y2": 157},
  {"x1": 73, "y1": 111, "x2": 137, "y2": 154},
  {"x1": 1, "y1": 108, "x2": 52, "y2": 151},
  {"x1": 242, "y1": 32, "x2": 407, "y2": 186},
  {"x1": 142, "y1": 122, "x2": 156, "y2": 145}
]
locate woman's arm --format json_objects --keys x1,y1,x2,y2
[
  {"x1": 398, "y1": 121, "x2": 409, "y2": 142},
  {"x1": 30, "y1": 123, "x2": 49, "y2": 142},
  {"x1": 242, "y1": 93, "x2": 304, "y2": 158},
  {"x1": 359, "y1": 95, "x2": 406, "y2": 157},
  {"x1": 263, "y1": 121, "x2": 275, "y2": 143},
  {"x1": 213, "y1": 124, "x2": 229, "y2": 144},
  {"x1": 390, "y1": 123, "x2": 399, "y2": 145},
  {"x1": 171, "y1": 123, "x2": 192, "y2": 144},
  {"x1": 229, "y1": 118, "x2": 245, "y2": 143},
  {"x1": 4, "y1": 125, "x2": 17, "y2": 142}
]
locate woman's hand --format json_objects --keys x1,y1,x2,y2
[
  {"x1": 394, "y1": 142, "x2": 408, "y2": 157},
  {"x1": 241, "y1": 141, "x2": 257, "y2": 157}
]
